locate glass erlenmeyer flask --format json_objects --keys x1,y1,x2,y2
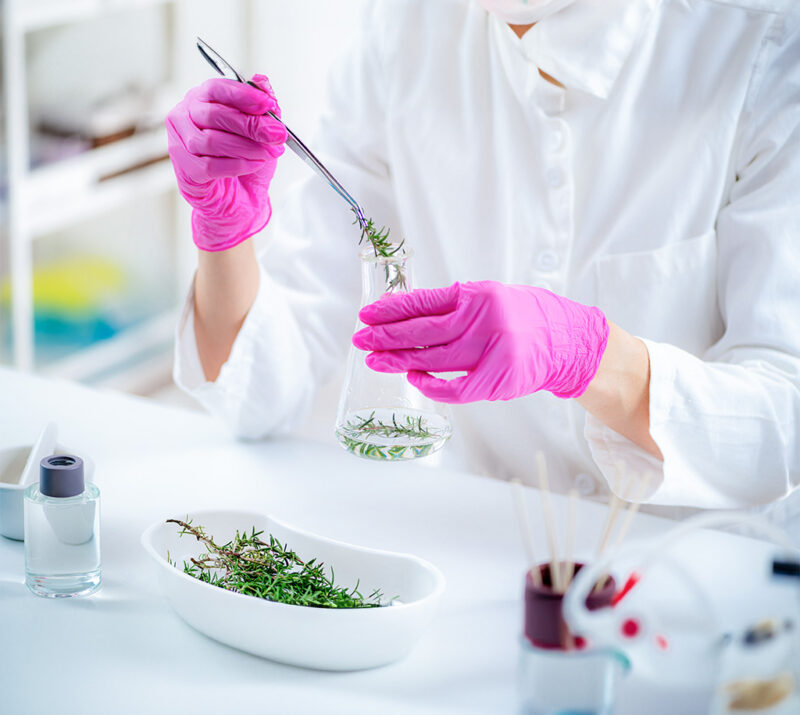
[{"x1": 335, "y1": 246, "x2": 453, "y2": 461}]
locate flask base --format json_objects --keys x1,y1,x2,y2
[{"x1": 26, "y1": 568, "x2": 102, "y2": 598}]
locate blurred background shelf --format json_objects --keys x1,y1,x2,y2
[
  {"x1": 26, "y1": 148, "x2": 174, "y2": 238},
  {"x1": 1, "y1": 0, "x2": 248, "y2": 391},
  {"x1": 2, "y1": 0, "x2": 367, "y2": 434},
  {"x1": 26, "y1": 128, "x2": 169, "y2": 200},
  {"x1": 41, "y1": 308, "x2": 177, "y2": 383}
]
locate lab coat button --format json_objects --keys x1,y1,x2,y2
[
  {"x1": 533, "y1": 279, "x2": 553, "y2": 291},
  {"x1": 536, "y1": 250, "x2": 560, "y2": 272},
  {"x1": 549, "y1": 127, "x2": 564, "y2": 151},
  {"x1": 574, "y1": 472, "x2": 595, "y2": 496},
  {"x1": 546, "y1": 168, "x2": 563, "y2": 188}
]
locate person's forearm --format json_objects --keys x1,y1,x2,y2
[
  {"x1": 194, "y1": 240, "x2": 260, "y2": 382},
  {"x1": 577, "y1": 322, "x2": 664, "y2": 460}
]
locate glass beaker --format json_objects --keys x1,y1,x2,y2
[{"x1": 335, "y1": 245, "x2": 453, "y2": 461}]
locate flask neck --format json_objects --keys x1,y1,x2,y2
[{"x1": 359, "y1": 245, "x2": 413, "y2": 306}]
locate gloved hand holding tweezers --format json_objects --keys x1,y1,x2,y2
[{"x1": 165, "y1": 75, "x2": 287, "y2": 252}]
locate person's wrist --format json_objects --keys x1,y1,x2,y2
[{"x1": 576, "y1": 323, "x2": 663, "y2": 460}]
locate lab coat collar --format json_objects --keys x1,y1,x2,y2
[{"x1": 497, "y1": 0, "x2": 660, "y2": 99}]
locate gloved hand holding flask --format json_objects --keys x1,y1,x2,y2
[
  {"x1": 166, "y1": 75, "x2": 287, "y2": 252},
  {"x1": 353, "y1": 281, "x2": 610, "y2": 403}
]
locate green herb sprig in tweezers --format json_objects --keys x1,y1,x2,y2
[
  {"x1": 167, "y1": 518, "x2": 383, "y2": 609},
  {"x1": 355, "y1": 213, "x2": 407, "y2": 293}
]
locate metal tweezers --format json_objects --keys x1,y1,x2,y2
[{"x1": 196, "y1": 37, "x2": 368, "y2": 231}]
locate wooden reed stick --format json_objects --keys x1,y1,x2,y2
[
  {"x1": 595, "y1": 461, "x2": 629, "y2": 558},
  {"x1": 536, "y1": 451, "x2": 561, "y2": 592},
  {"x1": 562, "y1": 488, "x2": 578, "y2": 592},
  {"x1": 595, "y1": 472, "x2": 650, "y2": 592},
  {"x1": 511, "y1": 478, "x2": 543, "y2": 587},
  {"x1": 610, "y1": 473, "x2": 651, "y2": 552}
]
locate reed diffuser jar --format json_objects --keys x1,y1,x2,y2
[
  {"x1": 518, "y1": 563, "x2": 628, "y2": 715},
  {"x1": 335, "y1": 246, "x2": 453, "y2": 461}
]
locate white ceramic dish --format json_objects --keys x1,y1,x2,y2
[
  {"x1": 0, "y1": 443, "x2": 94, "y2": 541},
  {"x1": 141, "y1": 509, "x2": 445, "y2": 671}
]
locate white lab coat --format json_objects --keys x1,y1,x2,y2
[{"x1": 175, "y1": 0, "x2": 800, "y2": 534}]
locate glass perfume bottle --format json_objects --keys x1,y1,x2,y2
[
  {"x1": 24, "y1": 455, "x2": 101, "y2": 598},
  {"x1": 335, "y1": 245, "x2": 453, "y2": 460}
]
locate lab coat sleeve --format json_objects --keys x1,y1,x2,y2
[
  {"x1": 173, "y1": 3, "x2": 401, "y2": 438},
  {"x1": 585, "y1": 15, "x2": 800, "y2": 508}
]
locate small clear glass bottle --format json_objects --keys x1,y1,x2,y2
[
  {"x1": 335, "y1": 245, "x2": 453, "y2": 461},
  {"x1": 24, "y1": 455, "x2": 101, "y2": 598}
]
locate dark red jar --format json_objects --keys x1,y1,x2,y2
[{"x1": 523, "y1": 562, "x2": 615, "y2": 650}]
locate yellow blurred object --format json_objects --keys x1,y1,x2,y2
[{"x1": 0, "y1": 256, "x2": 127, "y2": 315}]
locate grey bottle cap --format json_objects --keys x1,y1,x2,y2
[{"x1": 40, "y1": 455, "x2": 85, "y2": 498}]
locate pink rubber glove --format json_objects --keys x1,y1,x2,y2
[
  {"x1": 352, "y1": 281, "x2": 609, "y2": 403},
  {"x1": 166, "y1": 75, "x2": 287, "y2": 252}
]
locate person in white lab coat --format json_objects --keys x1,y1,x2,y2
[{"x1": 166, "y1": 0, "x2": 800, "y2": 532}]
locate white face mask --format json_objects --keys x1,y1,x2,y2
[{"x1": 476, "y1": 0, "x2": 577, "y2": 25}]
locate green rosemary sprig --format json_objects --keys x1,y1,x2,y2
[
  {"x1": 348, "y1": 411, "x2": 438, "y2": 440},
  {"x1": 358, "y1": 216, "x2": 404, "y2": 258},
  {"x1": 166, "y1": 518, "x2": 383, "y2": 609},
  {"x1": 339, "y1": 411, "x2": 444, "y2": 460},
  {"x1": 354, "y1": 213, "x2": 407, "y2": 293}
]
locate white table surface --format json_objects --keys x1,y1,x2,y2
[{"x1": 0, "y1": 367, "x2": 793, "y2": 715}]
